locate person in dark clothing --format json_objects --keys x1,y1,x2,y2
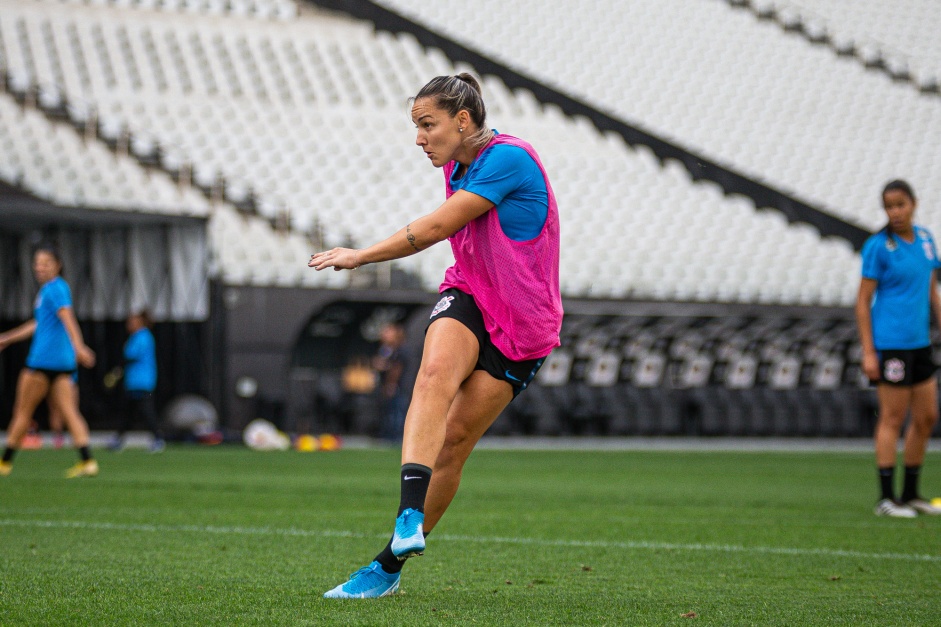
[
  {"x1": 109, "y1": 311, "x2": 163, "y2": 453},
  {"x1": 374, "y1": 323, "x2": 408, "y2": 441}
]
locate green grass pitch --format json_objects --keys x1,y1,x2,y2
[{"x1": 1, "y1": 446, "x2": 939, "y2": 625}]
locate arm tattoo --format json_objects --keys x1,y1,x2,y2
[{"x1": 406, "y1": 224, "x2": 421, "y2": 252}]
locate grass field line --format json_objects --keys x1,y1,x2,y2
[{"x1": 2, "y1": 517, "x2": 939, "y2": 563}]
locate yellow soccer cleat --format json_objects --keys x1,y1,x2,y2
[
  {"x1": 65, "y1": 459, "x2": 99, "y2": 479},
  {"x1": 0, "y1": 461, "x2": 12, "y2": 476}
]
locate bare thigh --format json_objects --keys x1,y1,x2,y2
[{"x1": 400, "y1": 317, "x2": 480, "y2": 467}]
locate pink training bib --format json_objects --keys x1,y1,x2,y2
[{"x1": 439, "y1": 134, "x2": 563, "y2": 361}]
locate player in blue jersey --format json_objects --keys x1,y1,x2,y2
[
  {"x1": 109, "y1": 311, "x2": 164, "y2": 453},
  {"x1": 856, "y1": 180, "x2": 941, "y2": 517},
  {"x1": 0, "y1": 244, "x2": 99, "y2": 478},
  {"x1": 443, "y1": 134, "x2": 549, "y2": 240}
]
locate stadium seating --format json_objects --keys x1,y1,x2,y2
[
  {"x1": 0, "y1": 0, "x2": 865, "y2": 303},
  {"x1": 0, "y1": 90, "x2": 208, "y2": 214},
  {"x1": 29, "y1": 0, "x2": 299, "y2": 20},
  {"x1": 752, "y1": 0, "x2": 941, "y2": 91},
  {"x1": 0, "y1": 89, "x2": 348, "y2": 290},
  {"x1": 208, "y1": 202, "x2": 352, "y2": 288},
  {"x1": 373, "y1": 0, "x2": 941, "y2": 233},
  {"x1": 494, "y1": 310, "x2": 886, "y2": 437}
]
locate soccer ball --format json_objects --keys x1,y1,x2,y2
[
  {"x1": 318, "y1": 433, "x2": 343, "y2": 451},
  {"x1": 243, "y1": 419, "x2": 290, "y2": 451},
  {"x1": 294, "y1": 434, "x2": 320, "y2": 452}
]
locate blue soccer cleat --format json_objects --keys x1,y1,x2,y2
[
  {"x1": 323, "y1": 561, "x2": 400, "y2": 598},
  {"x1": 390, "y1": 508, "x2": 425, "y2": 559}
]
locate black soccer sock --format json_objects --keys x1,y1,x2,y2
[
  {"x1": 374, "y1": 530, "x2": 432, "y2": 575},
  {"x1": 878, "y1": 466, "x2": 895, "y2": 501},
  {"x1": 375, "y1": 465, "x2": 432, "y2": 575},
  {"x1": 2, "y1": 447, "x2": 16, "y2": 463},
  {"x1": 374, "y1": 537, "x2": 403, "y2": 574},
  {"x1": 901, "y1": 465, "x2": 921, "y2": 502},
  {"x1": 398, "y1": 463, "x2": 432, "y2": 515},
  {"x1": 78, "y1": 446, "x2": 92, "y2": 462}
]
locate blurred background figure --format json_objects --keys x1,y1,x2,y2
[
  {"x1": 373, "y1": 323, "x2": 408, "y2": 442},
  {"x1": 0, "y1": 244, "x2": 98, "y2": 478},
  {"x1": 856, "y1": 180, "x2": 941, "y2": 517},
  {"x1": 109, "y1": 311, "x2": 164, "y2": 453}
]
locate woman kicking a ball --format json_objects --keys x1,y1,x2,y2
[{"x1": 310, "y1": 73, "x2": 562, "y2": 598}]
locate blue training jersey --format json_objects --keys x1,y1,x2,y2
[
  {"x1": 861, "y1": 225, "x2": 941, "y2": 350},
  {"x1": 26, "y1": 276, "x2": 76, "y2": 371},
  {"x1": 449, "y1": 136, "x2": 548, "y2": 241},
  {"x1": 124, "y1": 327, "x2": 157, "y2": 392}
]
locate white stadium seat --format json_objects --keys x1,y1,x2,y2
[
  {"x1": 0, "y1": 0, "x2": 876, "y2": 299},
  {"x1": 374, "y1": 0, "x2": 941, "y2": 235}
]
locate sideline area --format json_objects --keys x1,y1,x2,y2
[{"x1": 5, "y1": 431, "x2": 941, "y2": 453}]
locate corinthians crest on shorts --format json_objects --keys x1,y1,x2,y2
[
  {"x1": 430, "y1": 295, "x2": 455, "y2": 318},
  {"x1": 883, "y1": 358, "x2": 906, "y2": 383}
]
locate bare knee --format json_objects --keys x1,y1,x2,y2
[
  {"x1": 436, "y1": 425, "x2": 475, "y2": 470},
  {"x1": 911, "y1": 410, "x2": 938, "y2": 437},
  {"x1": 877, "y1": 410, "x2": 908, "y2": 433},
  {"x1": 7, "y1": 410, "x2": 34, "y2": 433},
  {"x1": 414, "y1": 360, "x2": 462, "y2": 398},
  {"x1": 444, "y1": 422, "x2": 476, "y2": 450}
]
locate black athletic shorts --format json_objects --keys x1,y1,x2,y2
[
  {"x1": 27, "y1": 367, "x2": 76, "y2": 383},
  {"x1": 877, "y1": 347, "x2": 937, "y2": 386},
  {"x1": 426, "y1": 288, "x2": 546, "y2": 397}
]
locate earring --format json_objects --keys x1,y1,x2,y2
[{"x1": 459, "y1": 128, "x2": 464, "y2": 132}]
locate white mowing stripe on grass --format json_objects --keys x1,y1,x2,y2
[{"x1": 1, "y1": 518, "x2": 938, "y2": 563}]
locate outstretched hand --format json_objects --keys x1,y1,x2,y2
[{"x1": 309, "y1": 248, "x2": 362, "y2": 271}]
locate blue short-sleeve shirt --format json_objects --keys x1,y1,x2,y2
[
  {"x1": 124, "y1": 327, "x2": 158, "y2": 392},
  {"x1": 861, "y1": 225, "x2": 941, "y2": 350},
  {"x1": 26, "y1": 276, "x2": 76, "y2": 371},
  {"x1": 449, "y1": 137, "x2": 548, "y2": 241}
]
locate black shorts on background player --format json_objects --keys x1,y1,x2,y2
[
  {"x1": 427, "y1": 288, "x2": 544, "y2": 396},
  {"x1": 877, "y1": 347, "x2": 937, "y2": 386},
  {"x1": 28, "y1": 368, "x2": 77, "y2": 382}
]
